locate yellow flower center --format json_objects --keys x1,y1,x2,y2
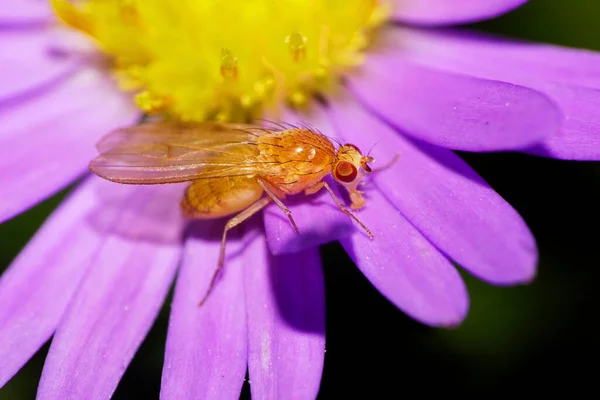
[{"x1": 51, "y1": 0, "x2": 391, "y2": 122}]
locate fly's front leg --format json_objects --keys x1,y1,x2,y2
[
  {"x1": 305, "y1": 181, "x2": 365, "y2": 199},
  {"x1": 305, "y1": 181, "x2": 374, "y2": 239},
  {"x1": 256, "y1": 178, "x2": 299, "y2": 233}
]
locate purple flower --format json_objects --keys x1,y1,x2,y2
[{"x1": 1, "y1": 0, "x2": 600, "y2": 398}]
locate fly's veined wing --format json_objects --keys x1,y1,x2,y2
[{"x1": 90, "y1": 121, "x2": 274, "y2": 184}]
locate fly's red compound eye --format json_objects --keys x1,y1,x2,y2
[{"x1": 334, "y1": 161, "x2": 358, "y2": 183}]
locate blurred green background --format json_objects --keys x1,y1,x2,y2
[{"x1": 1, "y1": 0, "x2": 600, "y2": 398}]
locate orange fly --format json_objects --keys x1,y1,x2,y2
[{"x1": 90, "y1": 120, "x2": 377, "y2": 305}]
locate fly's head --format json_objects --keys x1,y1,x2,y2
[{"x1": 333, "y1": 144, "x2": 374, "y2": 210}]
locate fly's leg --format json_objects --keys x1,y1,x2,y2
[
  {"x1": 305, "y1": 181, "x2": 374, "y2": 239},
  {"x1": 198, "y1": 196, "x2": 272, "y2": 307},
  {"x1": 256, "y1": 178, "x2": 299, "y2": 233}
]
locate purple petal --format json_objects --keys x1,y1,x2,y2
[
  {"x1": 245, "y1": 224, "x2": 325, "y2": 399},
  {"x1": 0, "y1": 69, "x2": 139, "y2": 223},
  {"x1": 397, "y1": 28, "x2": 600, "y2": 88},
  {"x1": 0, "y1": 179, "x2": 104, "y2": 387},
  {"x1": 328, "y1": 95, "x2": 538, "y2": 285},
  {"x1": 263, "y1": 178, "x2": 353, "y2": 255},
  {"x1": 0, "y1": 29, "x2": 78, "y2": 103},
  {"x1": 347, "y1": 53, "x2": 560, "y2": 152},
  {"x1": 262, "y1": 110, "x2": 352, "y2": 255},
  {"x1": 393, "y1": 27, "x2": 600, "y2": 159},
  {"x1": 161, "y1": 222, "x2": 247, "y2": 400},
  {"x1": 0, "y1": 0, "x2": 52, "y2": 25},
  {"x1": 391, "y1": 0, "x2": 528, "y2": 26},
  {"x1": 337, "y1": 188, "x2": 469, "y2": 326},
  {"x1": 527, "y1": 86, "x2": 600, "y2": 159},
  {"x1": 37, "y1": 179, "x2": 184, "y2": 400}
]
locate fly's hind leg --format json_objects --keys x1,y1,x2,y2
[{"x1": 198, "y1": 196, "x2": 272, "y2": 307}]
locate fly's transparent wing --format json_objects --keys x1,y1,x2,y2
[{"x1": 90, "y1": 121, "x2": 277, "y2": 184}]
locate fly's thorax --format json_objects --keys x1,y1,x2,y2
[{"x1": 256, "y1": 128, "x2": 336, "y2": 195}]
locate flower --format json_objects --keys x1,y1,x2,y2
[{"x1": 1, "y1": 0, "x2": 600, "y2": 398}]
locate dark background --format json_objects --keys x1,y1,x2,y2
[{"x1": 2, "y1": 0, "x2": 599, "y2": 398}]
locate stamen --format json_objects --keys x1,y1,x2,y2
[
  {"x1": 285, "y1": 32, "x2": 308, "y2": 62},
  {"x1": 220, "y1": 48, "x2": 239, "y2": 80},
  {"x1": 119, "y1": 1, "x2": 139, "y2": 25},
  {"x1": 135, "y1": 91, "x2": 169, "y2": 113},
  {"x1": 51, "y1": 0, "x2": 95, "y2": 36},
  {"x1": 289, "y1": 90, "x2": 308, "y2": 107},
  {"x1": 51, "y1": 0, "x2": 390, "y2": 122}
]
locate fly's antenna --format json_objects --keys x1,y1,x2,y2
[{"x1": 366, "y1": 141, "x2": 380, "y2": 158}]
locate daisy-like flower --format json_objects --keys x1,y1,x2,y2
[{"x1": 1, "y1": 0, "x2": 600, "y2": 398}]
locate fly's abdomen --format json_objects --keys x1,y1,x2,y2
[{"x1": 181, "y1": 176, "x2": 264, "y2": 219}]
